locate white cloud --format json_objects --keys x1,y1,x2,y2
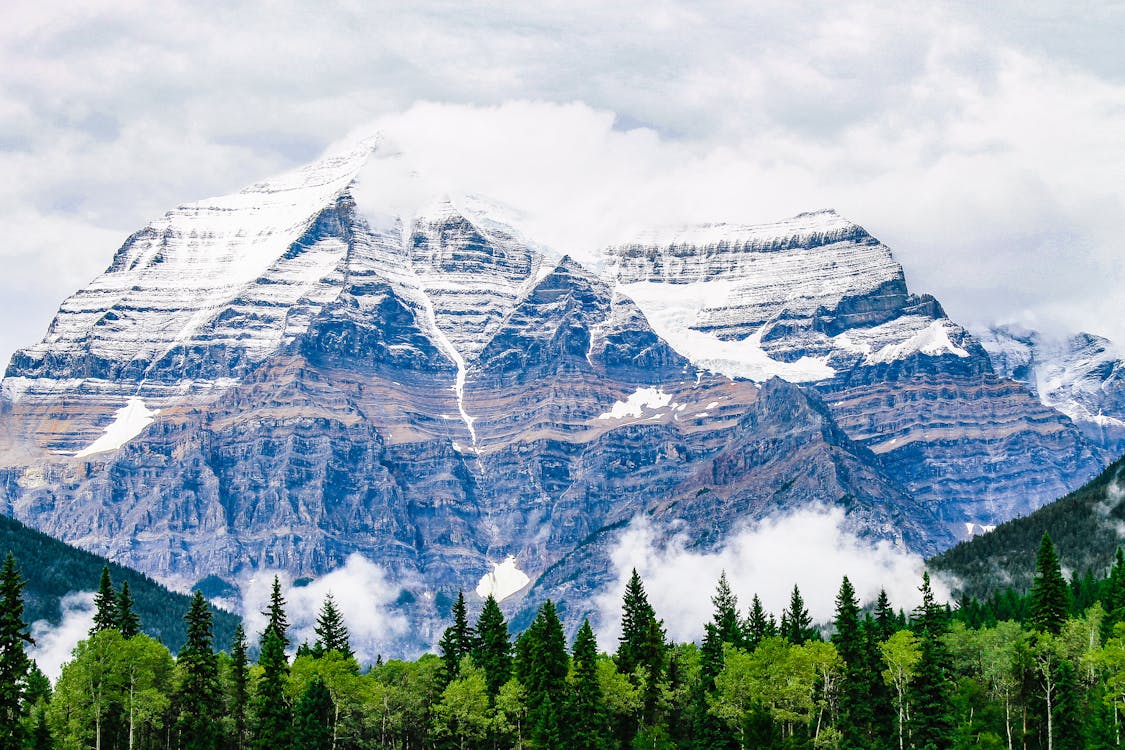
[
  {"x1": 237, "y1": 553, "x2": 410, "y2": 666},
  {"x1": 28, "y1": 591, "x2": 95, "y2": 682},
  {"x1": 1, "y1": 2, "x2": 1124, "y2": 368},
  {"x1": 592, "y1": 507, "x2": 952, "y2": 645}
]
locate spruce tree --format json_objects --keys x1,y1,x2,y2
[
  {"x1": 313, "y1": 593, "x2": 353, "y2": 660},
  {"x1": 873, "y1": 588, "x2": 897, "y2": 642},
  {"x1": 0, "y1": 553, "x2": 32, "y2": 750},
  {"x1": 292, "y1": 675, "x2": 334, "y2": 750},
  {"x1": 565, "y1": 619, "x2": 610, "y2": 750},
  {"x1": 116, "y1": 580, "x2": 141, "y2": 639},
  {"x1": 742, "y1": 594, "x2": 772, "y2": 651},
  {"x1": 29, "y1": 708, "x2": 52, "y2": 750},
  {"x1": 1103, "y1": 548, "x2": 1125, "y2": 640},
  {"x1": 438, "y1": 590, "x2": 476, "y2": 685},
  {"x1": 175, "y1": 590, "x2": 222, "y2": 750},
  {"x1": 833, "y1": 576, "x2": 873, "y2": 747},
  {"x1": 1030, "y1": 533, "x2": 1070, "y2": 635},
  {"x1": 90, "y1": 565, "x2": 118, "y2": 635},
  {"x1": 252, "y1": 580, "x2": 292, "y2": 750},
  {"x1": 515, "y1": 600, "x2": 569, "y2": 750},
  {"x1": 908, "y1": 573, "x2": 953, "y2": 749},
  {"x1": 782, "y1": 584, "x2": 813, "y2": 644},
  {"x1": 710, "y1": 572, "x2": 742, "y2": 646},
  {"x1": 473, "y1": 594, "x2": 512, "y2": 698},
  {"x1": 229, "y1": 623, "x2": 250, "y2": 750},
  {"x1": 615, "y1": 569, "x2": 666, "y2": 728}
]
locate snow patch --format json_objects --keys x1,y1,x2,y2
[
  {"x1": 598, "y1": 387, "x2": 674, "y2": 419},
  {"x1": 475, "y1": 556, "x2": 530, "y2": 602},
  {"x1": 74, "y1": 397, "x2": 159, "y2": 457},
  {"x1": 866, "y1": 320, "x2": 969, "y2": 365}
]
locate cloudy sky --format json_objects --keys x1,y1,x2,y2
[{"x1": 2, "y1": 1, "x2": 1123, "y2": 367}]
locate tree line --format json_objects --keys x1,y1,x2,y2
[{"x1": 5, "y1": 533, "x2": 1125, "y2": 748}]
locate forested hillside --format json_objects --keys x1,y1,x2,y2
[
  {"x1": 930, "y1": 454, "x2": 1125, "y2": 599},
  {"x1": 0, "y1": 513, "x2": 239, "y2": 651}
]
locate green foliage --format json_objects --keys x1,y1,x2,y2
[
  {"x1": 473, "y1": 594, "x2": 512, "y2": 698},
  {"x1": 251, "y1": 584, "x2": 291, "y2": 750},
  {"x1": 313, "y1": 593, "x2": 353, "y2": 661},
  {"x1": 90, "y1": 566, "x2": 117, "y2": 636},
  {"x1": 781, "y1": 584, "x2": 815, "y2": 645},
  {"x1": 516, "y1": 599, "x2": 568, "y2": 749},
  {"x1": 1030, "y1": 533, "x2": 1070, "y2": 635},
  {"x1": 438, "y1": 590, "x2": 476, "y2": 686},
  {"x1": 566, "y1": 619, "x2": 610, "y2": 750},
  {"x1": 292, "y1": 675, "x2": 334, "y2": 750},
  {"x1": 175, "y1": 591, "x2": 222, "y2": 750},
  {"x1": 0, "y1": 514, "x2": 237, "y2": 651},
  {"x1": 116, "y1": 581, "x2": 140, "y2": 639},
  {"x1": 0, "y1": 553, "x2": 31, "y2": 750}
]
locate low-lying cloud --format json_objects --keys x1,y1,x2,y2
[
  {"x1": 28, "y1": 591, "x2": 95, "y2": 681},
  {"x1": 237, "y1": 553, "x2": 410, "y2": 665},
  {"x1": 593, "y1": 506, "x2": 952, "y2": 645}
]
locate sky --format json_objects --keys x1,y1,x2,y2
[{"x1": 2, "y1": 1, "x2": 1124, "y2": 368}]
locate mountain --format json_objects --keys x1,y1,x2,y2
[
  {"x1": 0, "y1": 513, "x2": 239, "y2": 652},
  {"x1": 976, "y1": 324, "x2": 1125, "y2": 453},
  {"x1": 0, "y1": 139, "x2": 1108, "y2": 647},
  {"x1": 605, "y1": 213, "x2": 1106, "y2": 527},
  {"x1": 929, "y1": 454, "x2": 1125, "y2": 600}
]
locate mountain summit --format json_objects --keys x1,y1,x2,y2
[{"x1": 0, "y1": 140, "x2": 1108, "y2": 645}]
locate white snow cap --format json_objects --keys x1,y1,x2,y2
[{"x1": 476, "y1": 556, "x2": 531, "y2": 602}]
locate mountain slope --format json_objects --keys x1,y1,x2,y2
[
  {"x1": 929, "y1": 454, "x2": 1125, "y2": 599},
  {"x1": 0, "y1": 513, "x2": 239, "y2": 652}
]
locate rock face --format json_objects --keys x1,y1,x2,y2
[
  {"x1": 605, "y1": 215, "x2": 1107, "y2": 529},
  {"x1": 976, "y1": 325, "x2": 1125, "y2": 453},
  {"x1": 0, "y1": 141, "x2": 1108, "y2": 646}
]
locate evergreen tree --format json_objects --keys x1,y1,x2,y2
[
  {"x1": 116, "y1": 580, "x2": 141, "y2": 639},
  {"x1": 833, "y1": 576, "x2": 873, "y2": 748},
  {"x1": 709, "y1": 572, "x2": 742, "y2": 646},
  {"x1": 0, "y1": 553, "x2": 32, "y2": 750},
  {"x1": 908, "y1": 573, "x2": 953, "y2": 749},
  {"x1": 565, "y1": 619, "x2": 610, "y2": 750},
  {"x1": 263, "y1": 575, "x2": 289, "y2": 645},
  {"x1": 229, "y1": 623, "x2": 249, "y2": 750},
  {"x1": 1030, "y1": 533, "x2": 1070, "y2": 635},
  {"x1": 515, "y1": 599, "x2": 569, "y2": 750},
  {"x1": 438, "y1": 590, "x2": 476, "y2": 685},
  {"x1": 615, "y1": 569, "x2": 666, "y2": 728},
  {"x1": 873, "y1": 588, "x2": 897, "y2": 642},
  {"x1": 29, "y1": 708, "x2": 53, "y2": 750},
  {"x1": 90, "y1": 565, "x2": 118, "y2": 635},
  {"x1": 742, "y1": 594, "x2": 772, "y2": 651},
  {"x1": 1103, "y1": 548, "x2": 1125, "y2": 640},
  {"x1": 175, "y1": 590, "x2": 222, "y2": 750},
  {"x1": 313, "y1": 593, "x2": 353, "y2": 660},
  {"x1": 251, "y1": 580, "x2": 291, "y2": 750},
  {"x1": 781, "y1": 584, "x2": 814, "y2": 644},
  {"x1": 292, "y1": 675, "x2": 334, "y2": 750},
  {"x1": 473, "y1": 594, "x2": 512, "y2": 698}
]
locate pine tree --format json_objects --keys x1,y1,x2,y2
[
  {"x1": 251, "y1": 580, "x2": 292, "y2": 750},
  {"x1": 473, "y1": 594, "x2": 512, "y2": 698},
  {"x1": 873, "y1": 588, "x2": 897, "y2": 642},
  {"x1": 292, "y1": 675, "x2": 334, "y2": 750},
  {"x1": 0, "y1": 553, "x2": 32, "y2": 750},
  {"x1": 833, "y1": 576, "x2": 873, "y2": 748},
  {"x1": 615, "y1": 569, "x2": 666, "y2": 728},
  {"x1": 710, "y1": 572, "x2": 742, "y2": 646},
  {"x1": 29, "y1": 708, "x2": 52, "y2": 750},
  {"x1": 908, "y1": 573, "x2": 953, "y2": 749},
  {"x1": 515, "y1": 600, "x2": 569, "y2": 750},
  {"x1": 1030, "y1": 533, "x2": 1070, "y2": 635},
  {"x1": 565, "y1": 619, "x2": 610, "y2": 750},
  {"x1": 175, "y1": 590, "x2": 222, "y2": 750},
  {"x1": 1103, "y1": 548, "x2": 1125, "y2": 640},
  {"x1": 116, "y1": 580, "x2": 141, "y2": 639},
  {"x1": 742, "y1": 594, "x2": 772, "y2": 651},
  {"x1": 90, "y1": 565, "x2": 118, "y2": 635},
  {"x1": 313, "y1": 593, "x2": 353, "y2": 660},
  {"x1": 782, "y1": 584, "x2": 813, "y2": 644},
  {"x1": 263, "y1": 575, "x2": 289, "y2": 645},
  {"x1": 229, "y1": 623, "x2": 249, "y2": 750},
  {"x1": 438, "y1": 590, "x2": 476, "y2": 685}
]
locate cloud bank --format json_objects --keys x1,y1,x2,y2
[
  {"x1": 592, "y1": 507, "x2": 953, "y2": 645},
  {"x1": 237, "y1": 553, "x2": 410, "y2": 665},
  {"x1": 28, "y1": 591, "x2": 95, "y2": 681}
]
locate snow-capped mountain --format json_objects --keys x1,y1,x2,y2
[
  {"x1": 976, "y1": 325, "x2": 1125, "y2": 452},
  {"x1": 0, "y1": 139, "x2": 1108, "y2": 644}
]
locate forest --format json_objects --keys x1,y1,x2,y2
[{"x1": 4, "y1": 533, "x2": 1125, "y2": 749}]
